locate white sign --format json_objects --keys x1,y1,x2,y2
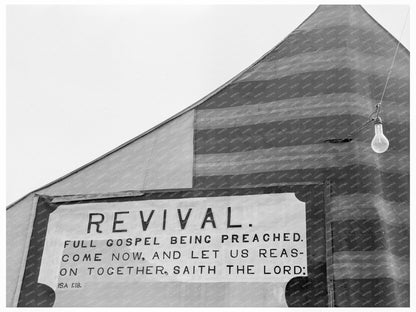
[{"x1": 38, "y1": 193, "x2": 307, "y2": 290}]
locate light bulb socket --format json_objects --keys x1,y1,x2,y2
[{"x1": 374, "y1": 116, "x2": 383, "y2": 125}]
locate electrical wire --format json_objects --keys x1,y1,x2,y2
[{"x1": 376, "y1": 9, "x2": 409, "y2": 119}]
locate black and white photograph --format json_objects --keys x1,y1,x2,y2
[{"x1": 4, "y1": 1, "x2": 412, "y2": 308}]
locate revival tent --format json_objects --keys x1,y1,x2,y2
[{"x1": 7, "y1": 5, "x2": 409, "y2": 307}]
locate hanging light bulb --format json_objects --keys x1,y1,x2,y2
[{"x1": 371, "y1": 117, "x2": 389, "y2": 153}]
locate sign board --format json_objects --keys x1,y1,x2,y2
[
  {"x1": 38, "y1": 193, "x2": 307, "y2": 290},
  {"x1": 19, "y1": 185, "x2": 333, "y2": 307}
]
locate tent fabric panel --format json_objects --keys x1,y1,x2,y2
[
  {"x1": 193, "y1": 5, "x2": 409, "y2": 306},
  {"x1": 38, "y1": 110, "x2": 194, "y2": 196},
  {"x1": 328, "y1": 194, "x2": 409, "y2": 226},
  {"x1": 6, "y1": 194, "x2": 36, "y2": 307},
  {"x1": 333, "y1": 251, "x2": 409, "y2": 283},
  {"x1": 195, "y1": 94, "x2": 409, "y2": 129},
  {"x1": 263, "y1": 25, "x2": 402, "y2": 61},
  {"x1": 297, "y1": 5, "x2": 401, "y2": 34},
  {"x1": 331, "y1": 219, "x2": 408, "y2": 256},
  {"x1": 195, "y1": 116, "x2": 408, "y2": 152},
  {"x1": 238, "y1": 48, "x2": 409, "y2": 83},
  {"x1": 140, "y1": 110, "x2": 194, "y2": 190},
  {"x1": 196, "y1": 69, "x2": 409, "y2": 110},
  {"x1": 334, "y1": 278, "x2": 409, "y2": 307},
  {"x1": 194, "y1": 142, "x2": 408, "y2": 176},
  {"x1": 193, "y1": 167, "x2": 408, "y2": 204}
]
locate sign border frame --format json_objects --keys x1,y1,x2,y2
[{"x1": 17, "y1": 183, "x2": 333, "y2": 307}]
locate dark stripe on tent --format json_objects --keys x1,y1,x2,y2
[
  {"x1": 215, "y1": 69, "x2": 407, "y2": 109},
  {"x1": 264, "y1": 25, "x2": 400, "y2": 61},
  {"x1": 197, "y1": 68, "x2": 408, "y2": 109},
  {"x1": 194, "y1": 115, "x2": 409, "y2": 153},
  {"x1": 332, "y1": 220, "x2": 409, "y2": 256},
  {"x1": 334, "y1": 278, "x2": 409, "y2": 307},
  {"x1": 193, "y1": 166, "x2": 409, "y2": 203}
]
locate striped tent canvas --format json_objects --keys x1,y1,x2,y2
[
  {"x1": 7, "y1": 5, "x2": 409, "y2": 307},
  {"x1": 194, "y1": 5, "x2": 409, "y2": 306},
  {"x1": 193, "y1": 5, "x2": 409, "y2": 306}
]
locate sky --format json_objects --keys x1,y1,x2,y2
[{"x1": 6, "y1": 4, "x2": 410, "y2": 205}]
